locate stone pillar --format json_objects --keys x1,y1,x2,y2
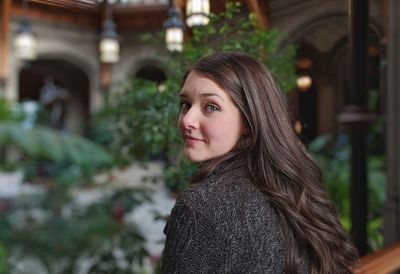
[
  {"x1": 317, "y1": 78, "x2": 336, "y2": 134},
  {"x1": 383, "y1": 0, "x2": 400, "y2": 246}
]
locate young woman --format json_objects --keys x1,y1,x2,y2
[{"x1": 161, "y1": 52, "x2": 358, "y2": 273}]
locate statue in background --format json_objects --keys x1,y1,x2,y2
[{"x1": 39, "y1": 77, "x2": 69, "y2": 130}]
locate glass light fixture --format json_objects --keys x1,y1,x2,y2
[
  {"x1": 296, "y1": 75, "x2": 312, "y2": 90},
  {"x1": 164, "y1": 5, "x2": 184, "y2": 52},
  {"x1": 14, "y1": 25, "x2": 38, "y2": 60},
  {"x1": 14, "y1": 0, "x2": 37, "y2": 61},
  {"x1": 99, "y1": 1, "x2": 119, "y2": 64},
  {"x1": 186, "y1": 0, "x2": 210, "y2": 27},
  {"x1": 100, "y1": 20, "x2": 119, "y2": 63}
]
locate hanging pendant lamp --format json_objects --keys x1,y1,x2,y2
[
  {"x1": 164, "y1": 5, "x2": 185, "y2": 52},
  {"x1": 99, "y1": 0, "x2": 120, "y2": 63},
  {"x1": 14, "y1": 0, "x2": 37, "y2": 60},
  {"x1": 186, "y1": 0, "x2": 210, "y2": 27}
]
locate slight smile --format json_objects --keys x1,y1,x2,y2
[{"x1": 185, "y1": 135, "x2": 205, "y2": 145}]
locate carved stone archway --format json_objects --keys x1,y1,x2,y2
[{"x1": 19, "y1": 58, "x2": 90, "y2": 134}]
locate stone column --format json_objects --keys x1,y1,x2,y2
[
  {"x1": 383, "y1": 0, "x2": 400, "y2": 246},
  {"x1": 317, "y1": 78, "x2": 336, "y2": 134}
]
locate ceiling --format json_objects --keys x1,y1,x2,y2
[
  {"x1": 11, "y1": 0, "x2": 170, "y2": 30},
  {"x1": 9, "y1": 0, "x2": 255, "y2": 30}
]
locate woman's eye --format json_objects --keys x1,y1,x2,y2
[
  {"x1": 205, "y1": 104, "x2": 220, "y2": 112},
  {"x1": 179, "y1": 102, "x2": 190, "y2": 112}
]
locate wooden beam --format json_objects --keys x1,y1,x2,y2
[
  {"x1": 29, "y1": 0, "x2": 98, "y2": 11},
  {"x1": 114, "y1": 4, "x2": 168, "y2": 14},
  {"x1": 352, "y1": 242, "x2": 400, "y2": 274},
  {"x1": 0, "y1": 0, "x2": 11, "y2": 88},
  {"x1": 11, "y1": 3, "x2": 99, "y2": 28},
  {"x1": 246, "y1": 0, "x2": 268, "y2": 29},
  {"x1": 11, "y1": 1, "x2": 169, "y2": 30}
]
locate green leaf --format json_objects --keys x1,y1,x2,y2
[{"x1": 0, "y1": 122, "x2": 112, "y2": 166}]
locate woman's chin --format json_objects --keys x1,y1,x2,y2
[{"x1": 183, "y1": 150, "x2": 208, "y2": 163}]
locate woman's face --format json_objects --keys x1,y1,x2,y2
[{"x1": 178, "y1": 71, "x2": 245, "y2": 162}]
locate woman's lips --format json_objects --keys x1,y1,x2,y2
[{"x1": 185, "y1": 136, "x2": 204, "y2": 145}]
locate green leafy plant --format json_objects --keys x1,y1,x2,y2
[
  {"x1": 91, "y1": 1, "x2": 297, "y2": 191},
  {"x1": 0, "y1": 97, "x2": 13, "y2": 121},
  {"x1": 0, "y1": 99, "x2": 149, "y2": 273},
  {"x1": 0, "y1": 187, "x2": 149, "y2": 274},
  {"x1": 0, "y1": 122, "x2": 112, "y2": 167},
  {"x1": 91, "y1": 79, "x2": 179, "y2": 166},
  {"x1": 0, "y1": 242, "x2": 9, "y2": 274},
  {"x1": 0, "y1": 121, "x2": 113, "y2": 187}
]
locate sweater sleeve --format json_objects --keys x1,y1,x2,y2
[{"x1": 160, "y1": 199, "x2": 229, "y2": 274}]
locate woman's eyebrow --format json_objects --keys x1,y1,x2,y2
[
  {"x1": 200, "y1": 92, "x2": 225, "y2": 101},
  {"x1": 179, "y1": 92, "x2": 225, "y2": 102}
]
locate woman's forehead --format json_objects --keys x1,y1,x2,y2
[{"x1": 181, "y1": 71, "x2": 232, "y2": 99}]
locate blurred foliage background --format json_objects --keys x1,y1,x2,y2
[{"x1": 0, "y1": 2, "x2": 386, "y2": 274}]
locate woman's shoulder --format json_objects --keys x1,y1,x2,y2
[
  {"x1": 177, "y1": 164, "x2": 249, "y2": 203},
  {"x1": 171, "y1": 163, "x2": 285, "y2": 272},
  {"x1": 176, "y1": 164, "x2": 278, "y2": 224}
]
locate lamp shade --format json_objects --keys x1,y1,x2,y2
[
  {"x1": 14, "y1": 20, "x2": 37, "y2": 60},
  {"x1": 166, "y1": 27, "x2": 183, "y2": 52},
  {"x1": 100, "y1": 38, "x2": 119, "y2": 63},
  {"x1": 186, "y1": 0, "x2": 210, "y2": 27},
  {"x1": 99, "y1": 20, "x2": 120, "y2": 63},
  {"x1": 296, "y1": 75, "x2": 312, "y2": 90},
  {"x1": 164, "y1": 6, "x2": 185, "y2": 52}
]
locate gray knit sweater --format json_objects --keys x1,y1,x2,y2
[{"x1": 161, "y1": 162, "x2": 292, "y2": 274}]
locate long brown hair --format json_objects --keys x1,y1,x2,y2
[{"x1": 183, "y1": 52, "x2": 358, "y2": 273}]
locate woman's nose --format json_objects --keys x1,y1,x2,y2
[{"x1": 180, "y1": 107, "x2": 200, "y2": 130}]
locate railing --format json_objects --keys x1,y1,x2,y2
[{"x1": 353, "y1": 242, "x2": 400, "y2": 274}]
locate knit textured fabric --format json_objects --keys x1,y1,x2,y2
[{"x1": 161, "y1": 162, "x2": 294, "y2": 274}]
